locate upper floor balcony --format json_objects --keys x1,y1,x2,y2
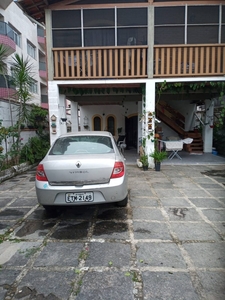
[
  {"x1": 37, "y1": 26, "x2": 45, "y2": 45},
  {"x1": 39, "y1": 61, "x2": 47, "y2": 79},
  {"x1": 0, "y1": 21, "x2": 16, "y2": 55},
  {"x1": 52, "y1": 44, "x2": 225, "y2": 80},
  {"x1": 0, "y1": 74, "x2": 16, "y2": 99}
]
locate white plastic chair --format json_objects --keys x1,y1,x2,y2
[{"x1": 118, "y1": 138, "x2": 126, "y2": 154}]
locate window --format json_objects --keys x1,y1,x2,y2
[
  {"x1": 93, "y1": 116, "x2": 102, "y2": 131},
  {"x1": 9, "y1": 24, "x2": 21, "y2": 47},
  {"x1": 30, "y1": 80, "x2": 38, "y2": 94},
  {"x1": 27, "y1": 41, "x2": 36, "y2": 59},
  {"x1": 49, "y1": 136, "x2": 114, "y2": 155},
  {"x1": 155, "y1": 5, "x2": 221, "y2": 45},
  {"x1": 187, "y1": 6, "x2": 219, "y2": 44},
  {"x1": 222, "y1": 5, "x2": 225, "y2": 43},
  {"x1": 52, "y1": 10, "x2": 81, "y2": 47},
  {"x1": 117, "y1": 8, "x2": 147, "y2": 45},
  {"x1": 107, "y1": 116, "x2": 115, "y2": 136},
  {"x1": 52, "y1": 7, "x2": 147, "y2": 47},
  {"x1": 154, "y1": 6, "x2": 185, "y2": 44}
]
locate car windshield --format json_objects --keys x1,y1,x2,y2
[{"x1": 49, "y1": 135, "x2": 114, "y2": 155}]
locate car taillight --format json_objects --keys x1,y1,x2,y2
[
  {"x1": 111, "y1": 162, "x2": 125, "y2": 179},
  {"x1": 36, "y1": 164, "x2": 48, "y2": 181}
]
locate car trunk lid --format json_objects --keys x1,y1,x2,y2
[{"x1": 43, "y1": 154, "x2": 118, "y2": 186}]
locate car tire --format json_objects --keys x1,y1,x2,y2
[
  {"x1": 43, "y1": 205, "x2": 57, "y2": 213},
  {"x1": 116, "y1": 195, "x2": 128, "y2": 207}
]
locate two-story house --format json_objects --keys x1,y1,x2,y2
[
  {"x1": 0, "y1": 0, "x2": 47, "y2": 129},
  {"x1": 18, "y1": 0, "x2": 225, "y2": 158}
]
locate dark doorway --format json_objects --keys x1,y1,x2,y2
[{"x1": 125, "y1": 115, "x2": 138, "y2": 149}]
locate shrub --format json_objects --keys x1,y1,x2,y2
[{"x1": 20, "y1": 134, "x2": 50, "y2": 164}]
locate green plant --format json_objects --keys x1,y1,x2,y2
[
  {"x1": 10, "y1": 53, "x2": 34, "y2": 164},
  {"x1": 139, "y1": 154, "x2": 148, "y2": 166},
  {"x1": 149, "y1": 150, "x2": 167, "y2": 162},
  {"x1": 20, "y1": 135, "x2": 50, "y2": 164},
  {"x1": 28, "y1": 105, "x2": 48, "y2": 135}
]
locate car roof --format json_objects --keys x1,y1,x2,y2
[{"x1": 58, "y1": 131, "x2": 113, "y2": 138}]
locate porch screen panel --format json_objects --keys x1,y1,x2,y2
[
  {"x1": 222, "y1": 6, "x2": 225, "y2": 43},
  {"x1": 52, "y1": 10, "x2": 81, "y2": 28},
  {"x1": 118, "y1": 28, "x2": 147, "y2": 46},
  {"x1": 84, "y1": 29, "x2": 114, "y2": 46},
  {"x1": 154, "y1": 27, "x2": 184, "y2": 45},
  {"x1": 154, "y1": 7, "x2": 185, "y2": 45},
  {"x1": 222, "y1": 26, "x2": 225, "y2": 43},
  {"x1": 223, "y1": 6, "x2": 225, "y2": 23},
  {"x1": 52, "y1": 10, "x2": 81, "y2": 47},
  {"x1": 187, "y1": 6, "x2": 219, "y2": 44},
  {"x1": 155, "y1": 7, "x2": 185, "y2": 25},
  {"x1": 83, "y1": 9, "x2": 114, "y2": 46},
  {"x1": 187, "y1": 6, "x2": 218, "y2": 24},
  {"x1": 187, "y1": 26, "x2": 218, "y2": 44},
  {"x1": 53, "y1": 30, "x2": 81, "y2": 47},
  {"x1": 117, "y1": 8, "x2": 147, "y2": 46}
]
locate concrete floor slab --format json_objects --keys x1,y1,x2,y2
[{"x1": 0, "y1": 158, "x2": 224, "y2": 299}]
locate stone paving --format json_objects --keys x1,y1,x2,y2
[{"x1": 0, "y1": 164, "x2": 224, "y2": 300}]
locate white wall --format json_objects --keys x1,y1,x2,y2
[
  {"x1": 0, "y1": 99, "x2": 18, "y2": 128},
  {"x1": 80, "y1": 101, "x2": 138, "y2": 139}
]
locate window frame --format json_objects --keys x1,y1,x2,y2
[
  {"x1": 27, "y1": 40, "x2": 36, "y2": 59},
  {"x1": 154, "y1": 4, "x2": 224, "y2": 45},
  {"x1": 52, "y1": 7, "x2": 148, "y2": 47}
]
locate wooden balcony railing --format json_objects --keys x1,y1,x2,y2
[
  {"x1": 52, "y1": 44, "x2": 225, "y2": 80},
  {"x1": 154, "y1": 44, "x2": 225, "y2": 77},
  {"x1": 53, "y1": 46, "x2": 148, "y2": 80}
]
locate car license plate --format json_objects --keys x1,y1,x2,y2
[{"x1": 65, "y1": 192, "x2": 94, "y2": 203}]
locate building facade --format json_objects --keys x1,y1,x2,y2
[
  {"x1": 0, "y1": 0, "x2": 47, "y2": 128},
  {"x1": 18, "y1": 0, "x2": 225, "y2": 156}
]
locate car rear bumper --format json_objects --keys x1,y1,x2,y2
[{"x1": 35, "y1": 177, "x2": 128, "y2": 206}]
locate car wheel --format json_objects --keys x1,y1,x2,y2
[
  {"x1": 116, "y1": 195, "x2": 128, "y2": 207},
  {"x1": 43, "y1": 205, "x2": 57, "y2": 213}
]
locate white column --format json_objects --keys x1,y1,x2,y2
[
  {"x1": 59, "y1": 94, "x2": 67, "y2": 135},
  {"x1": 48, "y1": 81, "x2": 60, "y2": 145},
  {"x1": 142, "y1": 80, "x2": 155, "y2": 167},
  {"x1": 147, "y1": 6, "x2": 154, "y2": 79},
  {"x1": 203, "y1": 99, "x2": 214, "y2": 153},
  {"x1": 71, "y1": 102, "x2": 79, "y2": 132}
]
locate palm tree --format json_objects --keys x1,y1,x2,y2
[
  {"x1": 10, "y1": 53, "x2": 34, "y2": 163},
  {"x1": 0, "y1": 44, "x2": 13, "y2": 126}
]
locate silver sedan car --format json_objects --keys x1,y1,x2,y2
[{"x1": 35, "y1": 131, "x2": 128, "y2": 211}]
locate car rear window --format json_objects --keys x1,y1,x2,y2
[{"x1": 49, "y1": 136, "x2": 114, "y2": 155}]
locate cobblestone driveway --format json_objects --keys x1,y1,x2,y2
[{"x1": 0, "y1": 164, "x2": 225, "y2": 300}]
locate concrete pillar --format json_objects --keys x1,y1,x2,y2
[
  {"x1": 147, "y1": 6, "x2": 154, "y2": 79},
  {"x1": 203, "y1": 99, "x2": 214, "y2": 153},
  {"x1": 45, "y1": 9, "x2": 54, "y2": 81},
  {"x1": 71, "y1": 102, "x2": 79, "y2": 132},
  {"x1": 48, "y1": 81, "x2": 60, "y2": 145},
  {"x1": 59, "y1": 94, "x2": 67, "y2": 135},
  {"x1": 141, "y1": 80, "x2": 155, "y2": 167}
]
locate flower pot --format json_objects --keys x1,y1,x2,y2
[
  {"x1": 155, "y1": 162, "x2": 161, "y2": 171},
  {"x1": 143, "y1": 165, "x2": 148, "y2": 171}
]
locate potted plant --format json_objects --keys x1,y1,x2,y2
[
  {"x1": 139, "y1": 154, "x2": 149, "y2": 171},
  {"x1": 149, "y1": 149, "x2": 167, "y2": 171}
]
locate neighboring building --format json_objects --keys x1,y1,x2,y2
[
  {"x1": 18, "y1": 0, "x2": 225, "y2": 156},
  {"x1": 0, "y1": 0, "x2": 47, "y2": 128}
]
